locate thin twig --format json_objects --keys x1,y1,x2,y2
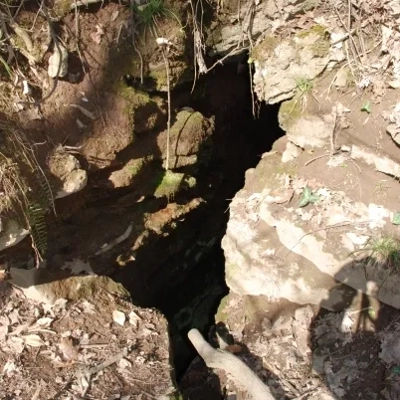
[{"x1": 162, "y1": 48, "x2": 171, "y2": 171}]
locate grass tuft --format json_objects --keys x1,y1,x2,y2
[{"x1": 361, "y1": 236, "x2": 400, "y2": 270}]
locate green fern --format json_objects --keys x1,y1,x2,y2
[
  {"x1": 1, "y1": 126, "x2": 55, "y2": 261},
  {"x1": 26, "y1": 200, "x2": 47, "y2": 259}
]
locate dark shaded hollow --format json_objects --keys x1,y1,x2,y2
[{"x1": 114, "y1": 59, "x2": 285, "y2": 379}]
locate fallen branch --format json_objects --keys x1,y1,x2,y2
[{"x1": 188, "y1": 328, "x2": 275, "y2": 400}]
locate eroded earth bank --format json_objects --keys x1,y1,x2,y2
[{"x1": 2, "y1": 0, "x2": 400, "y2": 399}]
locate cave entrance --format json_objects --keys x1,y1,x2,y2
[{"x1": 114, "y1": 59, "x2": 284, "y2": 378}]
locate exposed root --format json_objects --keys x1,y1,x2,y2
[{"x1": 188, "y1": 328, "x2": 275, "y2": 400}]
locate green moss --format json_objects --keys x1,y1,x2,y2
[
  {"x1": 278, "y1": 97, "x2": 303, "y2": 130},
  {"x1": 251, "y1": 35, "x2": 278, "y2": 61},
  {"x1": 215, "y1": 294, "x2": 230, "y2": 323},
  {"x1": 297, "y1": 24, "x2": 328, "y2": 38},
  {"x1": 117, "y1": 82, "x2": 150, "y2": 105},
  {"x1": 125, "y1": 156, "x2": 153, "y2": 178},
  {"x1": 114, "y1": 82, "x2": 152, "y2": 141},
  {"x1": 148, "y1": 60, "x2": 190, "y2": 90},
  {"x1": 171, "y1": 110, "x2": 204, "y2": 135},
  {"x1": 311, "y1": 39, "x2": 330, "y2": 57},
  {"x1": 52, "y1": 0, "x2": 73, "y2": 18},
  {"x1": 296, "y1": 24, "x2": 330, "y2": 58},
  {"x1": 153, "y1": 170, "x2": 196, "y2": 199}
]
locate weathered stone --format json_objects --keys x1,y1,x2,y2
[
  {"x1": 48, "y1": 149, "x2": 88, "y2": 198},
  {"x1": 282, "y1": 140, "x2": 302, "y2": 162},
  {"x1": 252, "y1": 26, "x2": 330, "y2": 104},
  {"x1": 109, "y1": 156, "x2": 154, "y2": 188},
  {"x1": 157, "y1": 110, "x2": 215, "y2": 169},
  {"x1": 222, "y1": 143, "x2": 400, "y2": 309},
  {"x1": 48, "y1": 44, "x2": 68, "y2": 78},
  {"x1": 153, "y1": 171, "x2": 196, "y2": 199},
  {"x1": 0, "y1": 219, "x2": 29, "y2": 251},
  {"x1": 9, "y1": 269, "x2": 129, "y2": 304},
  {"x1": 279, "y1": 99, "x2": 336, "y2": 149},
  {"x1": 206, "y1": 0, "x2": 320, "y2": 56}
]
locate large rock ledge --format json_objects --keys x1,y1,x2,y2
[{"x1": 222, "y1": 134, "x2": 400, "y2": 309}]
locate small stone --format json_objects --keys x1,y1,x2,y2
[
  {"x1": 334, "y1": 68, "x2": 348, "y2": 87},
  {"x1": 113, "y1": 310, "x2": 126, "y2": 326},
  {"x1": 48, "y1": 44, "x2": 68, "y2": 78},
  {"x1": 282, "y1": 141, "x2": 302, "y2": 162}
]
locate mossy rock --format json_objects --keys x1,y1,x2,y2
[
  {"x1": 115, "y1": 83, "x2": 153, "y2": 140},
  {"x1": 148, "y1": 60, "x2": 192, "y2": 91},
  {"x1": 278, "y1": 97, "x2": 304, "y2": 130},
  {"x1": 215, "y1": 294, "x2": 230, "y2": 323},
  {"x1": 295, "y1": 24, "x2": 330, "y2": 58},
  {"x1": 153, "y1": 170, "x2": 196, "y2": 199},
  {"x1": 158, "y1": 109, "x2": 215, "y2": 168},
  {"x1": 109, "y1": 156, "x2": 154, "y2": 189},
  {"x1": 251, "y1": 35, "x2": 279, "y2": 62}
]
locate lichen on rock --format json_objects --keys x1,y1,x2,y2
[{"x1": 252, "y1": 25, "x2": 331, "y2": 104}]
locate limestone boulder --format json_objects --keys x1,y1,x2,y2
[
  {"x1": 222, "y1": 136, "x2": 400, "y2": 309},
  {"x1": 157, "y1": 109, "x2": 215, "y2": 169},
  {"x1": 252, "y1": 26, "x2": 331, "y2": 104},
  {"x1": 206, "y1": 0, "x2": 320, "y2": 56}
]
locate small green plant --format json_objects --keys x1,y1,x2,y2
[
  {"x1": 295, "y1": 77, "x2": 313, "y2": 94},
  {"x1": 298, "y1": 186, "x2": 319, "y2": 207},
  {"x1": 393, "y1": 212, "x2": 400, "y2": 225},
  {"x1": 361, "y1": 100, "x2": 371, "y2": 114},
  {"x1": 363, "y1": 236, "x2": 400, "y2": 269},
  {"x1": 133, "y1": 0, "x2": 181, "y2": 32},
  {"x1": 133, "y1": 0, "x2": 168, "y2": 27}
]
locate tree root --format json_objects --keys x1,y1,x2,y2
[{"x1": 188, "y1": 328, "x2": 275, "y2": 400}]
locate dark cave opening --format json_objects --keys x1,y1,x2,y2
[
  {"x1": 115, "y1": 60, "x2": 285, "y2": 379},
  {"x1": 36, "y1": 55, "x2": 285, "y2": 383}
]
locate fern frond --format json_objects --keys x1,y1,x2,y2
[{"x1": 26, "y1": 200, "x2": 47, "y2": 259}]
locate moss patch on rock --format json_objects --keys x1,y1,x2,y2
[
  {"x1": 295, "y1": 24, "x2": 330, "y2": 58},
  {"x1": 158, "y1": 109, "x2": 215, "y2": 168},
  {"x1": 109, "y1": 156, "x2": 154, "y2": 189},
  {"x1": 251, "y1": 35, "x2": 279, "y2": 62},
  {"x1": 215, "y1": 294, "x2": 230, "y2": 323},
  {"x1": 153, "y1": 170, "x2": 196, "y2": 199},
  {"x1": 279, "y1": 97, "x2": 304, "y2": 130}
]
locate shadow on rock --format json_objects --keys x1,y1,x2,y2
[{"x1": 311, "y1": 256, "x2": 400, "y2": 400}]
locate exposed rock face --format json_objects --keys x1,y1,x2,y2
[
  {"x1": 222, "y1": 16, "x2": 400, "y2": 313},
  {"x1": 214, "y1": 11, "x2": 400, "y2": 398},
  {"x1": 222, "y1": 128, "x2": 400, "y2": 311},
  {"x1": 252, "y1": 26, "x2": 331, "y2": 104},
  {"x1": 206, "y1": 0, "x2": 320, "y2": 56}
]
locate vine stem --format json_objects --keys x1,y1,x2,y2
[{"x1": 162, "y1": 47, "x2": 171, "y2": 171}]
